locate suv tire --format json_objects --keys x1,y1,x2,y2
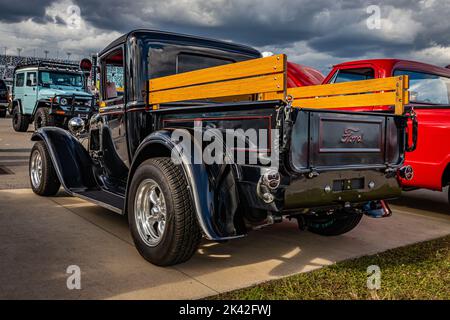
[
  {"x1": 302, "y1": 212, "x2": 363, "y2": 236},
  {"x1": 34, "y1": 107, "x2": 55, "y2": 130},
  {"x1": 128, "y1": 157, "x2": 202, "y2": 266},
  {"x1": 29, "y1": 141, "x2": 61, "y2": 196},
  {"x1": 12, "y1": 105, "x2": 29, "y2": 132}
]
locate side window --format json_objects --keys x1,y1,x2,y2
[
  {"x1": 16, "y1": 73, "x2": 25, "y2": 87},
  {"x1": 100, "y1": 48, "x2": 124, "y2": 101},
  {"x1": 332, "y1": 68, "x2": 374, "y2": 83},
  {"x1": 394, "y1": 70, "x2": 450, "y2": 105},
  {"x1": 26, "y1": 72, "x2": 37, "y2": 87}
]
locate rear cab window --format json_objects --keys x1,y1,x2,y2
[
  {"x1": 393, "y1": 70, "x2": 450, "y2": 105},
  {"x1": 176, "y1": 53, "x2": 233, "y2": 74},
  {"x1": 330, "y1": 68, "x2": 375, "y2": 83}
]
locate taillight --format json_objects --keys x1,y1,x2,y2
[{"x1": 398, "y1": 165, "x2": 414, "y2": 180}]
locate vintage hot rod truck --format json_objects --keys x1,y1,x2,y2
[
  {"x1": 28, "y1": 30, "x2": 415, "y2": 266},
  {"x1": 323, "y1": 59, "x2": 450, "y2": 203}
]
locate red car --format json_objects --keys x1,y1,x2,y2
[
  {"x1": 323, "y1": 59, "x2": 450, "y2": 202},
  {"x1": 287, "y1": 61, "x2": 325, "y2": 87}
]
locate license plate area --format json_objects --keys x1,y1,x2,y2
[{"x1": 332, "y1": 177, "x2": 365, "y2": 192}]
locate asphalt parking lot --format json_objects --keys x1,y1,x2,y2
[{"x1": 0, "y1": 117, "x2": 449, "y2": 299}]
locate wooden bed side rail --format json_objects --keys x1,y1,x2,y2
[
  {"x1": 148, "y1": 54, "x2": 287, "y2": 108},
  {"x1": 286, "y1": 75, "x2": 409, "y2": 115}
]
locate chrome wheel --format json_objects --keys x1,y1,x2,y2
[
  {"x1": 134, "y1": 179, "x2": 167, "y2": 247},
  {"x1": 30, "y1": 150, "x2": 42, "y2": 189}
]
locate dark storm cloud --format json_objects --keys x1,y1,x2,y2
[
  {"x1": 70, "y1": 0, "x2": 337, "y2": 45},
  {"x1": 67, "y1": 0, "x2": 450, "y2": 58},
  {"x1": 1, "y1": 0, "x2": 450, "y2": 66},
  {"x1": 0, "y1": 0, "x2": 55, "y2": 23}
]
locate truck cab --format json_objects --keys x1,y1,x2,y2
[
  {"x1": 324, "y1": 59, "x2": 450, "y2": 201},
  {"x1": 11, "y1": 62, "x2": 95, "y2": 132}
]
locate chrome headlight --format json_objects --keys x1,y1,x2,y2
[
  {"x1": 68, "y1": 117, "x2": 85, "y2": 136},
  {"x1": 60, "y1": 98, "x2": 68, "y2": 106}
]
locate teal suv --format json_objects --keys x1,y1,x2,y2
[{"x1": 11, "y1": 62, "x2": 95, "y2": 132}]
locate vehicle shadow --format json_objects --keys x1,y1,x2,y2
[
  {"x1": 390, "y1": 187, "x2": 449, "y2": 216},
  {"x1": 9, "y1": 190, "x2": 447, "y2": 299}
]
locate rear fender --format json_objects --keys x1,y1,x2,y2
[
  {"x1": 126, "y1": 129, "x2": 243, "y2": 241},
  {"x1": 31, "y1": 127, "x2": 97, "y2": 193}
]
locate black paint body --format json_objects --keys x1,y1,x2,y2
[{"x1": 32, "y1": 30, "x2": 408, "y2": 240}]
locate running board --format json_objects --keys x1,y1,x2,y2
[{"x1": 72, "y1": 189, "x2": 125, "y2": 214}]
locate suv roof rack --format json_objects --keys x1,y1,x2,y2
[{"x1": 15, "y1": 61, "x2": 80, "y2": 72}]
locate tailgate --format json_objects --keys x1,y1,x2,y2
[{"x1": 290, "y1": 109, "x2": 404, "y2": 171}]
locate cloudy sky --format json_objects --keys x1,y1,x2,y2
[{"x1": 0, "y1": 0, "x2": 449, "y2": 73}]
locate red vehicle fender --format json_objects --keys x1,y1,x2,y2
[{"x1": 287, "y1": 62, "x2": 324, "y2": 87}]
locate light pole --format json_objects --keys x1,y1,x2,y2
[
  {"x1": 44, "y1": 50, "x2": 49, "y2": 59},
  {"x1": 67, "y1": 52, "x2": 71, "y2": 61},
  {"x1": 16, "y1": 48, "x2": 22, "y2": 57}
]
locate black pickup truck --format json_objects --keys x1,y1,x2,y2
[{"x1": 28, "y1": 30, "x2": 415, "y2": 266}]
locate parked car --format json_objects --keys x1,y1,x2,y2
[
  {"x1": 287, "y1": 62, "x2": 325, "y2": 87},
  {"x1": 10, "y1": 61, "x2": 95, "y2": 132},
  {"x1": 0, "y1": 79, "x2": 9, "y2": 117},
  {"x1": 29, "y1": 30, "x2": 414, "y2": 266},
  {"x1": 323, "y1": 59, "x2": 450, "y2": 203}
]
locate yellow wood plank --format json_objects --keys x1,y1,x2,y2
[
  {"x1": 288, "y1": 76, "x2": 401, "y2": 99},
  {"x1": 149, "y1": 73, "x2": 285, "y2": 105},
  {"x1": 149, "y1": 54, "x2": 286, "y2": 91},
  {"x1": 394, "y1": 75, "x2": 408, "y2": 115},
  {"x1": 261, "y1": 91, "x2": 285, "y2": 101},
  {"x1": 291, "y1": 92, "x2": 397, "y2": 109}
]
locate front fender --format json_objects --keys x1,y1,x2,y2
[
  {"x1": 126, "y1": 129, "x2": 244, "y2": 241},
  {"x1": 31, "y1": 127, "x2": 96, "y2": 193}
]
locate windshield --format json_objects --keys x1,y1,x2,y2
[
  {"x1": 39, "y1": 71, "x2": 84, "y2": 88},
  {"x1": 394, "y1": 70, "x2": 450, "y2": 105}
]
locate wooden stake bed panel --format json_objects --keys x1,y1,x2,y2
[
  {"x1": 147, "y1": 53, "x2": 409, "y2": 115},
  {"x1": 149, "y1": 73, "x2": 285, "y2": 105},
  {"x1": 288, "y1": 76, "x2": 409, "y2": 115},
  {"x1": 149, "y1": 54, "x2": 286, "y2": 91},
  {"x1": 149, "y1": 54, "x2": 287, "y2": 105}
]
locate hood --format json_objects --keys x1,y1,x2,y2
[{"x1": 38, "y1": 88, "x2": 93, "y2": 98}]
